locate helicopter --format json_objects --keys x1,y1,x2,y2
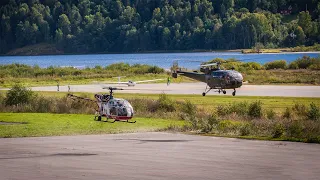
[
  {"x1": 172, "y1": 61, "x2": 243, "y2": 96},
  {"x1": 67, "y1": 87, "x2": 135, "y2": 123}
]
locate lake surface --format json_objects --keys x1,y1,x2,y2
[{"x1": 0, "y1": 52, "x2": 319, "y2": 69}]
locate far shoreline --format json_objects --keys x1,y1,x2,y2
[
  {"x1": 2, "y1": 43, "x2": 319, "y2": 56},
  {"x1": 1, "y1": 50, "x2": 319, "y2": 57}
]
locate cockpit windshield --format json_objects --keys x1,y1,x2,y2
[{"x1": 212, "y1": 71, "x2": 225, "y2": 77}]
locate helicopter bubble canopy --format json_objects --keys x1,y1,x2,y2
[{"x1": 104, "y1": 98, "x2": 134, "y2": 118}]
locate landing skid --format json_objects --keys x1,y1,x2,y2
[
  {"x1": 202, "y1": 87, "x2": 237, "y2": 96},
  {"x1": 202, "y1": 85, "x2": 212, "y2": 96},
  {"x1": 94, "y1": 116, "x2": 136, "y2": 123},
  {"x1": 216, "y1": 89, "x2": 226, "y2": 94}
]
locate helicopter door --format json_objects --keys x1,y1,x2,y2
[{"x1": 211, "y1": 72, "x2": 226, "y2": 87}]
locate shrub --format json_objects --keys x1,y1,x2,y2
[
  {"x1": 307, "y1": 103, "x2": 320, "y2": 121},
  {"x1": 272, "y1": 123, "x2": 285, "y2": 138},
  {"x1": 129, "y1": 98, "x2": 149, "y2": 113},
  {"x1": 292, "y1": 103, "x2": 307, "y2": 117},
  {"x1": 240, "y1": 123, "x2": 252, "y2": 136},
  {"x1": 282, "y1": 107, "x2": 292, "y2": 119},
  {"x1": 229, "y1": 101, "x2": 249, "y2": 116},
  {"x1": 264, "y1": 60, "x2": 287, "y2": 70},
  {"x1": 287, "y1": 120, "x2": 304, "y2": 138},
  {"x1": 147, "y1": 66, "x2": 164, "y2": 74},
  {"x1": 309, "y1": 63, "x2": 320, "y2": 70},
  {"x1": 0, "y1": 92, "x2": 4, "y2": 104},
  {"x1": 32, "y1": 96, "x2": 55, "y2": 113},
  {"x1": 306, "y1": 136, "x2": 320, "y2": 143},
  {"x1": 248, "y1": 101, "x2": 263, "y2": 118},
  {"x1": 181, "y1": 100, "x2": 198, "y2": 129},
  {"x1": 157, "y1": 93, "x2": 176, "y2": 112},
  {"x1": 288, "y1": 61, "x2": 299, "y2": 69},
  {"x1": 217, "y1": 120, "x2": 242, "y2": 133},
  {"x1": 289, "y1": 56, "x2": 319, "y2": 69},
  {"x1": 242, "y1": 62, "x2": 262, "y2": 70},
  {"x1": 216, "y1": 104, "x2": 230, "y2": 116},
  {"x1": 201, "y1": 114, "x2": 219, "y2": 133},
  {"x1": 266, "y1": 109, "x2": 276, "y2": 119},
  {"x1": 5, "y1": 84, "x2": 36, "y2": 106}
]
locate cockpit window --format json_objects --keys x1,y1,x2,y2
[{"x1": 212, "y1": 71, "x2": 225, "y2": 77}]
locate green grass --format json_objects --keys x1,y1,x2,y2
[{"x1": 0, "y1": 113, "x2": 185, "y2": 138}]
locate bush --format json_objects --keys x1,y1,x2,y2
[
  {"x1": 147, "y1": 66, "x2": 164, "y2": 74},
  {"x1": 5, "y1": 84, "x2": 36, "y2": 106},
  {"x1": 0, "y1": 92, "x2": 4, "y2": 104},
  {"x1": 181, "y1": 100, "x2": 198, "y2": 129},
  {"x1": 287, "y1": 120, "x2": 304, "y2": 138},
  {"x1": 264, "y1": 60, "x2": 287, "y2": 70},
  {"x1": 272, "y1": 123, "x2": 285, "y2": 138},
  {"x1": 248, "y1": 101, "x2": 263, "y2": 118},
  {"x1": 240, "y1": 123, "x2": 252, "y2": 136},
  {"x1": 242, "y1": 62, "x2": 262, "y2": 70},
  {"x1": 216, "y1": 104, "x2": 230, "y2": 116},
  {"x1": 288, "y1": 61, "x2": 299, "y2": 69},
  {"x1": 157, "y1": 93, "x2": 176, "y2": 112},
  {"x1": 266, "y1": 109, "x2": 276, "y2": 119},
  {"x1": 289, "y1": 56, "x2": 319, "y2": 69},
  {"x1": 282, "y1": 107, "x2": 292, "y2": 119},
  {"x1": 217, "y1": 120, "x2": 242, "y2": 133},
  {"x1": 309, "y1": 63, "x2": 320, "y2": 70},
  {"x1": 229, "y1": 101, "x2": 249, "y2": 116},
  {"x1": 32, "y1": 96, "x2": 55, "y2": 113},
  {"x1": 307, "y1": 103, "x2": 320, "y2": 121},
  {"x1": 201, "y1": 114, "x2": 219, "y2": 133},
  {"x1": 292, "y1": 103, "x2": 307, "y2": 117}
]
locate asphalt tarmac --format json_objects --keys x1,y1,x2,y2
[
  {"x1": 28, "y1": 83, "x2": 320, "y2": 97},
  {"x1": 0, "y1": 132, "x2": 319, "y2": 180}
]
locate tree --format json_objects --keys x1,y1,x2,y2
[
  {"x1": 254, "y1": 42, "x2": 264, "y2": 53},
  {"x1": 225, "y1": 0, "x2": 235, "y2": 9},
  {"x1": 58, "y1": 14, "x2": 71, "y2": 35},
  {"x1": 162, "y1": 27, "x2": 171, "y2": 50},
  {"x1": 194, "y1": 16, "x2": 204, "y2": 29},
  {"x1": 55, "y1": 28, "x2": 63, "y2": 43},
  {"x1": 295, "y1": 26, "x2": 306, "y2": 45},
  {"x1": 298, "y1": 11, "x2": 312, "y2": 36}
]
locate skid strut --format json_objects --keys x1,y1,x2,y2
[{"x1": 202, "y1": 85, "x2": 212, "y2": 96}]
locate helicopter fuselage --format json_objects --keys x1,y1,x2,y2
[
  {"x1": 205, "y1": 70, "x2": 243, "y2": 89},
  {"x1": 173, "y1": 69, "x2": 243, "y2": 96}
]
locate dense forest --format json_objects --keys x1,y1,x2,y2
[{"x1": 0, "y1": 0, "x2": 320, "y2": 54}]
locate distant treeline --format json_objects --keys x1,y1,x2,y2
[{"x1": 1, "y1": 0, "x2": 320, "y2": 54}]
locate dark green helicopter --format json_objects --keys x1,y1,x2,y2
[{"x1": 172, "y1": 61, "x2": 243, "y2": 96}]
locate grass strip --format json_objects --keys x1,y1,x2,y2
[{"x1": 0, "y1": 113, "x2": 185, "y2": 138}]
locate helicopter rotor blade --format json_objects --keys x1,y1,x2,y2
[{"x1": 102, "y1": 86, "x2": 124, "y2": 91}]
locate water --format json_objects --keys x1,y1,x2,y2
[{"x1": 0, "y1": 52, "x2": 319, "y2": 70}]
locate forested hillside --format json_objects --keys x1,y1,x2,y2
[{"x1": 1, "y1": 0, "x2": 320, "y2": 54}]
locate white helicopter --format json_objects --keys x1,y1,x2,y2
[
  {"x1": 67, "y1": 87, "x2": 135, "y2": 123},
  {"x1": 104, "y1": 76, "x2": 165, "y2": 86}
]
